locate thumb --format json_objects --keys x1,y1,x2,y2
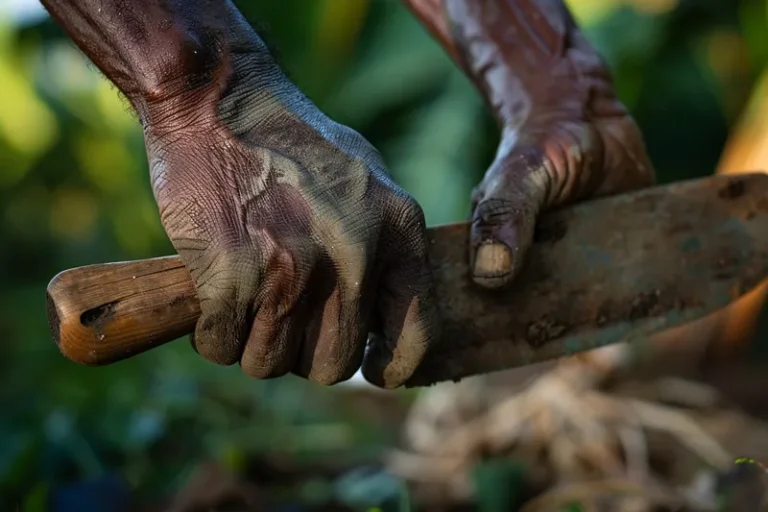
[{"x1": 470, "y1": 148, "x2": 550, "y2": 289}]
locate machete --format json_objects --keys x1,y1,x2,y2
[{"x1": 45, "y1": 173, "x2": 768, "y2": 387}]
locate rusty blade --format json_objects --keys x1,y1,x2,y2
[{"x1": 406, "y1": 173, "x2": 768, "y2": 387}]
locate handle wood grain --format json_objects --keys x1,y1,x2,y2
[
  {"x1": 46, "y1": 174, "x2": 768, "y2": 385},
  {"x1": 47, "y1": 255, "x2": 199, "y2": 365}
]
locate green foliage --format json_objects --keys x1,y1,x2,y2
[
  {"x1": 2, "y1": 0, "x2": 768, "y2": 509},
  {"x1": 471, "y1": 459, "x2": 528, "y2": 512}
]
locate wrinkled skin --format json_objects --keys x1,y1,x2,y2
[
  {"x1": 408, "y1": 0, "x2": 656, "y2": 286},
  {"x1": 41, "y1": 0, "x2": 438, "y2": 388},
  {"x1": 147, "y1": 73, "x2": 439, "y2": 388},
  {"x1": 40, "y1": 0, "x2": 655, "y2": 388}
]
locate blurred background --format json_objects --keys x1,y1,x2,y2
[{"x1": 2, "y1": 0, "x2": 768, "y2": 510}]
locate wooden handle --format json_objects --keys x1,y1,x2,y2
[
  {"x1": 47, "y1": 174, "x2": 768, "y2": 385},
  {"x1": 47, "y1": 255, "x2": 199, "y2": 365}
]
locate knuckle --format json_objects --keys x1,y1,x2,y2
[
  {"x1": 265, "y1": 245, "x2": 301, "y2": 278},
  {"x1": 194, "y1": 246, "x2": 259, "y2": 302},
  {"x1": 261, "y1": 247, "x2": 317, "y2": 313},
  {"x1": 335, "y1": 247, "x2": 368, "y2": 296},
  {"x1": 473, "y1": 197, "x2": 519, "y2": 226},
  {"x1": 486, "y1": 147, "x2": 551, "y2": 194},
  {"x1": 391, "y1": 194, "x2": 426, "y2": 234},
  {"x1": 400, "y1": 194, "x2": 425, "y2": 221},
  {"x1": 332, "y1": 123, "x2": 376, "y2": 155},
  {"x1": 193, "y1": 250, "x2": 249, "y2": 299}
]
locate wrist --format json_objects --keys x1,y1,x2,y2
[
  {"x1": 139, "y1": 31, "x2": 287, "y2": 134},
  {"x1": 102, "y1": 1, "x2": 284, "y2": 132}
]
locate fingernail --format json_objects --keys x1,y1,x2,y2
[
  {"x1": 473, "y1": 243, "x2": 513, "y2": 288},
  {"x1": 361, "y1": 334, "x2": 388, "y2": 385}
]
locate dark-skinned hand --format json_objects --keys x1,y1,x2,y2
[
  {"x1": 148, "y1": 88, "x2": 437, "y2": 388},
  {"x1": 407, "y1": 0, "x2": 656, "y2": 288},
  {"x1": 148, "y1": 53, "x2": 442, "y2": 388},
  {"x1": 41, "y1": 0, "x2": 439, "y2": 388}
]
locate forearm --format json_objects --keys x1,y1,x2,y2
[
  {"x1": 404, "y1": 0, "x2": 625, "y2": 130},
  {"x1": 40, "y1": 0, "x2": 280, "y2": 125}
]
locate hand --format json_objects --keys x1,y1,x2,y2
[
  {"x1": 419, "y1": 0, "x2": 656, "y2": 288},
  {"x1": 40, "y1": 0, "x2": 439, "y2": 388},
  {"x1": 470, "y1": 106, "x2": 655, "y2": 288},
  {"x1": 143, "y1": 56, "x2": 439, "y2": 388}
]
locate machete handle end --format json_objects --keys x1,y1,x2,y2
[{"x1": 46, "y1": 256, "x2": 200, "y2": 365}]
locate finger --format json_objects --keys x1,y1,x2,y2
[
  {"x1": 240, "y1": 247, "x2": 315, "y2": 378},
  {"x1": 189, "y1": 251, "x2": 258, "y2": 366},
  {"x1": 240, "y1": 306, "x2": 305, "y2": 379},
  {"x1": 293, "y1": 246, "x2": 374, "y2": 385},
  {"x1": 362, "y1": 199, "x2": 441, "y2": 389},
  {"x1": 296, "y1": 293, "x2": 369, "y2": 386},
  {"x1": 294, "y1": 272, "x2": 372, "y2": 386},
  {"x1": 470, "y1": 147, "x2": 549, "y2": 289}
]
